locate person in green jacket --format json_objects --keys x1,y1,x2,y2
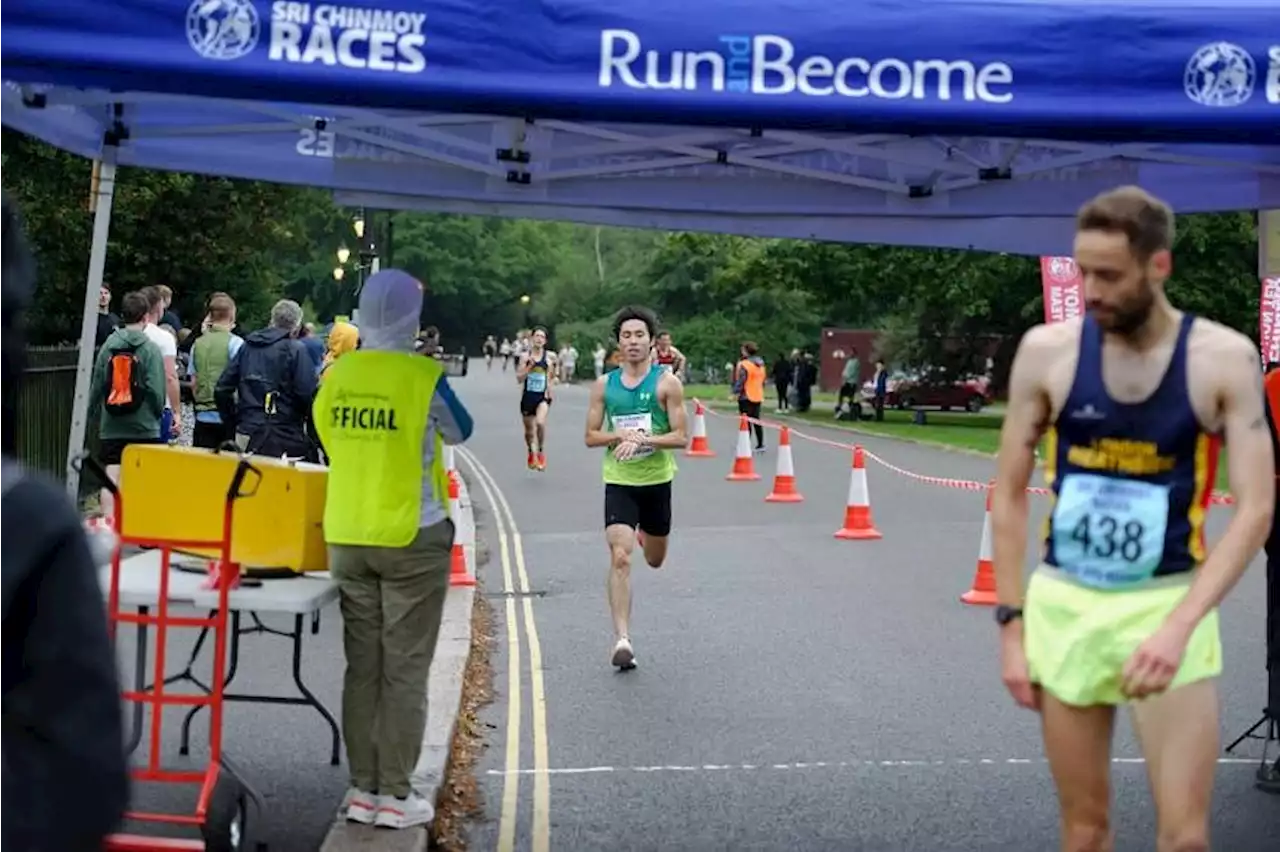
[
  {"x1": 92, "y1": 290, "x2": 167, "y2": 519},
  {"x1": 189, "y1": 293, "x2": 243, "y2": 449}
]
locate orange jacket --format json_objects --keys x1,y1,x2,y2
[{"x1": 736, "y1": 357, "x2": 766, "y2": 404}]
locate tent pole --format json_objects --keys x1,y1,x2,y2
[{"x1": 66, "y1": 150, "x2": 118, "y2": 500}]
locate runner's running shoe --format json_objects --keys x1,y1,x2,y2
[{"x1": 611, "y1": 637, "x2": 637, "y2": 670}]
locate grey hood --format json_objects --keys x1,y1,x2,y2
[{"x1": 358, "y1": 269, "x2": 424, "y2": 352}]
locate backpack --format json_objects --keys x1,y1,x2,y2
[{"x1": 103, "y1": 343, "x2": 147, "y2": 415}]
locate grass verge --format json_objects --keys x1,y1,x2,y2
[
  {"x1": 790, "y1": 408, "x2": 1006, "y2": 454},
  {"x1": 430, "y1": 591, "x2": 495, "y2": 851},
  {"x1": 682, "y1": 383, "x2": 838, "y2": 406},
  {"x1": 693, "y1": 392, "x2": 1003, "y2": 453}
]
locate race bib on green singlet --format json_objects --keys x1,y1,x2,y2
[
  {"x1": 525, "y1": 371, "x2": 547, "y2": 393},
  {"x1": 1051, "y1": 473, "x2": 1169, "y2": 589},
  {"x1": 612, "y1": 412, "x2": 655, "y2": 460}
]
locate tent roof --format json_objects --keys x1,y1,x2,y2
[{"x1": 3, "y1": 0, "x2": 1278, "y2": 254}]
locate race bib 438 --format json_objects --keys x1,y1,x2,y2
[{"x1": 1051, "y1": 473, "x2": 1170, "y2": 589}]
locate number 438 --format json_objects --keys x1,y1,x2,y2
[{"x1": 1070, "y1": 513, "x2": 1145, "y2": 563}]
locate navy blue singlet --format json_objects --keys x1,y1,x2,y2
[{"x1": 1042, "y1": 313, "x2": 1220, "y2": 585}]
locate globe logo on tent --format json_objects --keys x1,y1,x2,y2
[
  {"x1": 1184, "y1": 42, "x2": 1256, "y2": 107},
  {"x1": 1046, "y1": 257, "x2": 1079, "y2": 283},
  {"x1": 186, "y1": 0, "x2": 261, "y2": 62}
]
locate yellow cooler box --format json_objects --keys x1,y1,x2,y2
[{"x1": 116, "y1": 444, "x2": 329, "y2": 572}]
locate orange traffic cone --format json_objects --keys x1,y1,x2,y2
[
  {"x1": 686, "y1": 401, "x2": 716, "y2": 457},
  {"x1": 725, "y1": 414, "x2": 761, "y2": 481},
  {"x1": 961, "y1": 483, "x2": 998, "y2": 606},
  {"x1": 764, "y1": 426, "x2": 804, "y2": 503},
  {"x1": 448, "y1": 472, "x2": 476, "y2": 587},
  {"x1": 833, "y1": 446, "x2": 882, "y2": 540}
]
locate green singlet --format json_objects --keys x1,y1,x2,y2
[{"x1": 601, "y1": 366, "x2": 676, "y2": 487}]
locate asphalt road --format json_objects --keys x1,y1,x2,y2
[{"x1": 455, "y1": 360, "x2": 1279, "y2": 852}]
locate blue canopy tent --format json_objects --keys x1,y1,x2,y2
[{"x1": 2, "y1": 0, "x2": 1278, "y2": 492}]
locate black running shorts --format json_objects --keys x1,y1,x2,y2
[
  {"x1": 604, "y1": 481, "x2": 673, "y2": 537},
  {"x1": 519, "y1": 392, "x2": 551, "y2": 417},
  {"x1": 99, "y1": 437, "x2": 164, "y2": 466}
]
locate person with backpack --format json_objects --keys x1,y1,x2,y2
[
  {"x1": 214, "y1": 299, "x2": 318, "y2": 461},
  {"x1": 91, "y1": 290, "x2": 167, "y2": 519},
  {"x1": 3, "y1": 193, "x2": 130, "y2": 851}
]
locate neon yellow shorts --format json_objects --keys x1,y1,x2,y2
[{"x1": 1023, "y1": 566, "x2": 1222, "y2": 707}]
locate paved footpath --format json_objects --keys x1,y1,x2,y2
[{"x1": 454, "y1": 362, "x2": 1279, "y2": 852}]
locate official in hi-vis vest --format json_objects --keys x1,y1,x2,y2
[{"x1": 313, "y1": 269, "x2": 474, "y2": 830}]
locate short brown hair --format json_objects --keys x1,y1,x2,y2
[
  {"x1": 1075, "y1": 185, "x2": 1174, "y2": 260},
  {"x1": 155, "y1": 284, "x2": 173, "y2": 301},
  {"x1": 742, "y1": 341, "x2": 759, "y2": 356},
  {"x1": 207, "y1": 293, "x2": 235, "y2": 323},
  {"x1": 140, "y1": 285, "x2": 163, "y2": 312},
  {"x1": 119, "y1": 291, "x2": 150, "y2": 324}
]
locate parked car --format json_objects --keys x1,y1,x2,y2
[{"x1": 862, "y1": 369, "x2": 991, "y2": 413}]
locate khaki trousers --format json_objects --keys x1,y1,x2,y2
[{"x1": 328, "y1": 520, "x2": 454, "y2": 797}]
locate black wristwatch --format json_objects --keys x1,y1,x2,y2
[{"x1": 994, "y1": 605, "x2": 1023, "y2": 626}]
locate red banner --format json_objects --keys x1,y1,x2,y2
[
  {"x1": 1260, "y1": 276, "x2": 1280, "y2": 366},
  {"x1": 1040, "y1": 256, "x2": 1084, "y2": 325}
]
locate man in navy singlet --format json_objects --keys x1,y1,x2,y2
[
  {"x1": 991, "y1": 185, "x2": 1274, "y2": 852},
  {"x1": 516, "y1": 326, "x2": 557, "y2": 471}
]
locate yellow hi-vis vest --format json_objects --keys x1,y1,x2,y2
[{"x1": 313, "y1": 350, "x2": 450, "y2": 547}]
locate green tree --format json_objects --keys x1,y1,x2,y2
[
  {"x1": 2, "y1": 130, "x2": 335, "y2": 342},
  {"x1": 6, "y1": 126, "x2": 1260, "y2": 374}
]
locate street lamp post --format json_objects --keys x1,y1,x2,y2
[{"x1": 353, "y1": 208, "x2": 369, "y2": 296}]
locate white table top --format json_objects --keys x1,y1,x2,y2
[{"x1": 100, "y1": 550, "x2": 338, "y2": 615}]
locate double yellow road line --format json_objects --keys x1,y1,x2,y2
[{"x1": 457, "y1": 446, "x2": 550, "y2": 852}]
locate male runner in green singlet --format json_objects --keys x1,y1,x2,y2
[
  {"x1": 585, "y1": 306, "x2": 689, "y2": 670},
  {"x1": 992, "y1": 185, "x2": 1274, "y2": 852}
]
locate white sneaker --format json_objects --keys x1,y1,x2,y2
[
  {"x1": 611, "y1": 637, "x2": 637, "y2": 670},
  {"x1": 341, "y1": 788, "x2": 377, "y2": 825},
  {"x1": 374, "y1": 793, "x2": 435, "y2": 829}
]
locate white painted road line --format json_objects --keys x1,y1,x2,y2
[{"x1": 486, "y1": 756, "x2": 1263, "y2": 776}]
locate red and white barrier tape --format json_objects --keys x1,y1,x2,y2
[
  {"x1": 858, "y1": 448, "x2": 994, "y2": 494},
  {"x1": 694, "y1": 399, "x2": 1235, "y2": 506}
]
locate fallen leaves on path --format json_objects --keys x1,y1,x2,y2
[{"x1": 430, "y1": 591, "x2": 495, "y2": 851}]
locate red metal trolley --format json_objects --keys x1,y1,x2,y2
[{"x1": 80, "y1": 454, "x2": 265, "y2": 852}]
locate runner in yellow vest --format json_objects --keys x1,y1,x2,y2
[{"x1": 313, "y1": 269, "x2": 474, "y2": 831}]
